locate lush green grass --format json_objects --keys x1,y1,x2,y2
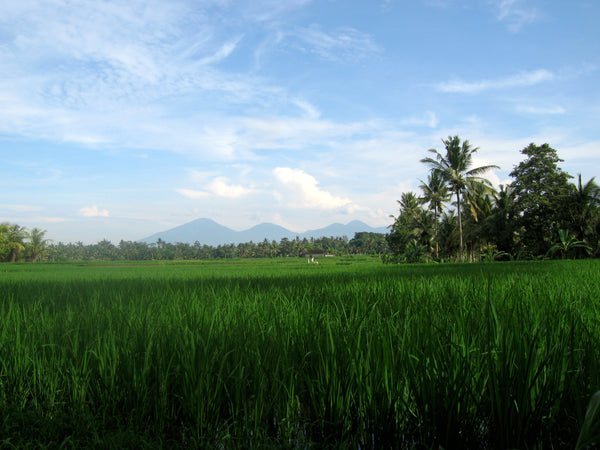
[{"x1": 1, "y1": 258, "x2": 599, "y2": 448}]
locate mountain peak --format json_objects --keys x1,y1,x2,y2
[{"x1": 140, "y1": 218, "x2": 387, "y2": 246}]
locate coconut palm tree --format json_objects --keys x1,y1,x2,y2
[
  {"x1": 0, "y1": 223, "x2": 28, "y2": 262},
  {"x1": 419, "y1": 171, "x2": 451, "y2": 258},
  {"x1": 421, "y1": 136, "x2": 499, "y2": 262},
  {"x1": 28, "y1": 228, "x2": 50, "y2": 262},
  {"x1": 569, "y1": 174, "x2": 600, "y2": 243}
]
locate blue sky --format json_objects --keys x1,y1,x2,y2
[{"x1": 1, "y1": 0, "x2": 599, "y2": 243}]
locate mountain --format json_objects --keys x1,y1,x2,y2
[{"x1": 140, "y1": 218, "x2": 387, "y2": 246}]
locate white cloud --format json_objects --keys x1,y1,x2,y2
[
  {"x1": 0, "y1": 204, "x2": 43, "y2": 212},
  {"x1": 79, "y1": 206, "x2": 109, "y2": 217},
  {"x1": 177, "y1": 177, "x2": 251, "y2": 199},
  {"x1": 287, "y1": 25, "x2": 381, "y2": 62},
  {"x1": 492, "y1": 0, "x2": 541, "y2": 32},
  {"x1": 436, "y1": 69, "x2": 555, "y2": 93},
  {"x1": 516, "y1": 105, "x2": 566, "y2": 115},
  {"x1": 207, "y1": 177, "x2": 251, "y2": 198},
  {"x1": 35, "y1": 217, "x2": 69, "y2": 223},
  {"x1": 176, "y1": 188, "x2": 210, "y2": 199},
  {"x1": 273, "y1": 167, "x2": 355, "y2": 210},
  {"x1": 400, "y1": 111, "x2": 439, "y2": 128}
]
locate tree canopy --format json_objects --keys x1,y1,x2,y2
[{"x1": 388, "y1": 139, "x2": 599, "y2": 263}]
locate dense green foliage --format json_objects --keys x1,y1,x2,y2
[
  {"x1": 1, "y1": 259, "x2": 599, "y2": 448},
  {"x1": 0, "y1": 226, "x2": 389, "y2": 262},
  {"x1": 388, "y1": 139, "x2": 600, "y2": 262}
]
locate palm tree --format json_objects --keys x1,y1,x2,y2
[
  {"x1": 569, "y1": 174, "x2": 600, "y2": 242},
  {"x1": 1, "y1": 223, "x2": 28, "y2": 262},
  {"x1": 28, "y1": 228, "x2": 50, "y2": 262},
  {"x1": 419, "y1": 171, "x2": 450, "y2": 257},
  {"x1": 421, "y1": 136, "x2": 499, "y2": 262}
]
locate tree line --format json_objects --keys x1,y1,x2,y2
[
  {"x1": 0, "y1": 225, "x2": 389, "y2": 262},
  {"x1": 4, "y1": 137, "x2": 597, "y2": 264},
  {"x1": 386, "y1": 137, "x2": 600, "y2": 262}
]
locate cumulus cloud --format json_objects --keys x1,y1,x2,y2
[
  {"x1": 176, "y1": 188, "x2": 210, "y2": 199},
  {"x1": 79, "y1": 206, "x2": 109, "y2": 217},
  {"x1": 208, "y1": 177, "x2": 251, "y2": 198},
  {"x1": 273, "y1": 167, "x2": 355, "y2": 210},
  {"x1": 177, "y1": 177, "x2": 251, "y2": 199}
]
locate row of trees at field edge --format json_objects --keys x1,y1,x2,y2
[
  {"x1": 387, "y1": 137, "x2": 600, "y2": 262},
  {"x1": 0, "y1": 226, "x2": 388, "y2": 262},
  {"x1": 3, "y1": 137, "x2": 597, "y2": 264},
  {"x1": 0, "y1": 223, "x2": 50, "y2": 262}
]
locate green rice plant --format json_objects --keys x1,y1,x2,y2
[
  {"x1": 576, "y1": 391, "x2": 600, "y2": 450},
  {"x1": 1, "y1": 259, "x2": 599, "y2": 447}
]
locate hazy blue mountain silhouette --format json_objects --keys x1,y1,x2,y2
[{"x1": 140, "y1": 218, "x2": 387, "y2": 246}]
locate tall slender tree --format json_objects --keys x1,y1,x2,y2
[
  {"x1": 27, "y1": 228, "x2": 50, "y2": 262},
  {"x1": 569, "y1": 175, "x2": 600, "y2": 241},
  {"x1": 419, "y1": 171, "x2": 450, "y2": 257},
  {"x1": 421, "y1": 136, "x2": 499, "y2": 261}
]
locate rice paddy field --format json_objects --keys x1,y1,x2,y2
[{"x1": 1, "y1": 257, "x2": 599, "y2": 448}]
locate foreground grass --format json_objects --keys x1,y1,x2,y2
[{"x1": 1, "y1": 258, "x2": 599, "y2": 448}]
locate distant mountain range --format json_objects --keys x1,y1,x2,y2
[{"x1": 140, "y1": 218, "x2": 388, "y2": 246}]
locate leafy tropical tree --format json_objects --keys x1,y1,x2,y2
[
  {"x1": 0, "y1": 223, "x2": 29, "y2": 262},
  {"x1": 387, "y1": 192, "x2": 435, "y2": 262},
  {"x1": 483, "y1": 185, "x2": 517, "y2": 255},
  {"x1": 27, "y1": 228, "x2": 50, "y2": 262},
  {"x1": 437, "y1": 211, "x2": 459, "y2": 260},
  {"x1": 546, "y1": 229, "x2": 591, "y2": 259},
  {"x1": 509, "y1": 143, "x2": 573, "y2": 257},
  {"x1": 421, "y1": 136, "x2": 499, "y2": 261},
  {"x1": 419, "y1": 171, "x2": 450, "y2": 257},
  {"x1": 568, "y1": 175, "x2": 600, "y2": 246},
  {"x1": 387, "y1": 192, "x2": 422, "y2": 259}
]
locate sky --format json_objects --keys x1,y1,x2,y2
[{"x1": 1, "y1": 0, "x2": 599, "y2": 244}]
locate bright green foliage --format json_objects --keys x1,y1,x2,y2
[
  {"x1": 0, "y1": 259, "x2": 599, "y2": 448},
  {"x1": 509, "y1": 143, "x2": 573, "y2": 257},
  {"x1": 567, "y1": 175, "x2": 600, "y2": 256},
  {"x1": 419, "y1": 171, "x2": 451, "y2": 257},
  {"x1": 386, "y1": 192, "x2": 433, "y2": 262},
  {"x1": 421, "y1": 136, "x2": 499, "y2": 261},
  {"x1": 547, "y1": 229, "x2": 592, "y2": 259},
  {"x1": 27, "y1": 227, "x2": 50, "y2": 262},
  {"x1": 0, "y1": 222, "x2": 28, "y2": 262}
]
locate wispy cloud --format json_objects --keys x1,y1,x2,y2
[
  {"x1": 0, "y1": 0, "x2": 294, "y2": 155},
  {"x1": 400, "y1": 111, "x2": 439, "y2": 128},
  {"x1": 0, "y1": 204, "x2": 43, "y2": 212},
  {"x1": 516, "y1": 105, "x2": 566, "y2": 115},
  {"x1": 80, "y1": 206, "x2": 109, "y2": 217},
  {"x1": 436, "y1": 69, "x2": 555, "y2": 93},
  {"x1": 491, "y1": 0, "x2": 542, "y2": 32},
  {"x1": 287, "y1": 25, "x2": 381, "y2": 62}
]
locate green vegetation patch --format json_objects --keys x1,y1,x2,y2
[{"x1": 1, "y1": 259, "x2": 599, "y2": 448}]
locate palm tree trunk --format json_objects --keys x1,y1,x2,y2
[
  {"x1": 434, "y1": 208, "x2": 439, "y2": 258},
  {"x1": 457, "y1": 191, "x2": 464, "y2": 262}
]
